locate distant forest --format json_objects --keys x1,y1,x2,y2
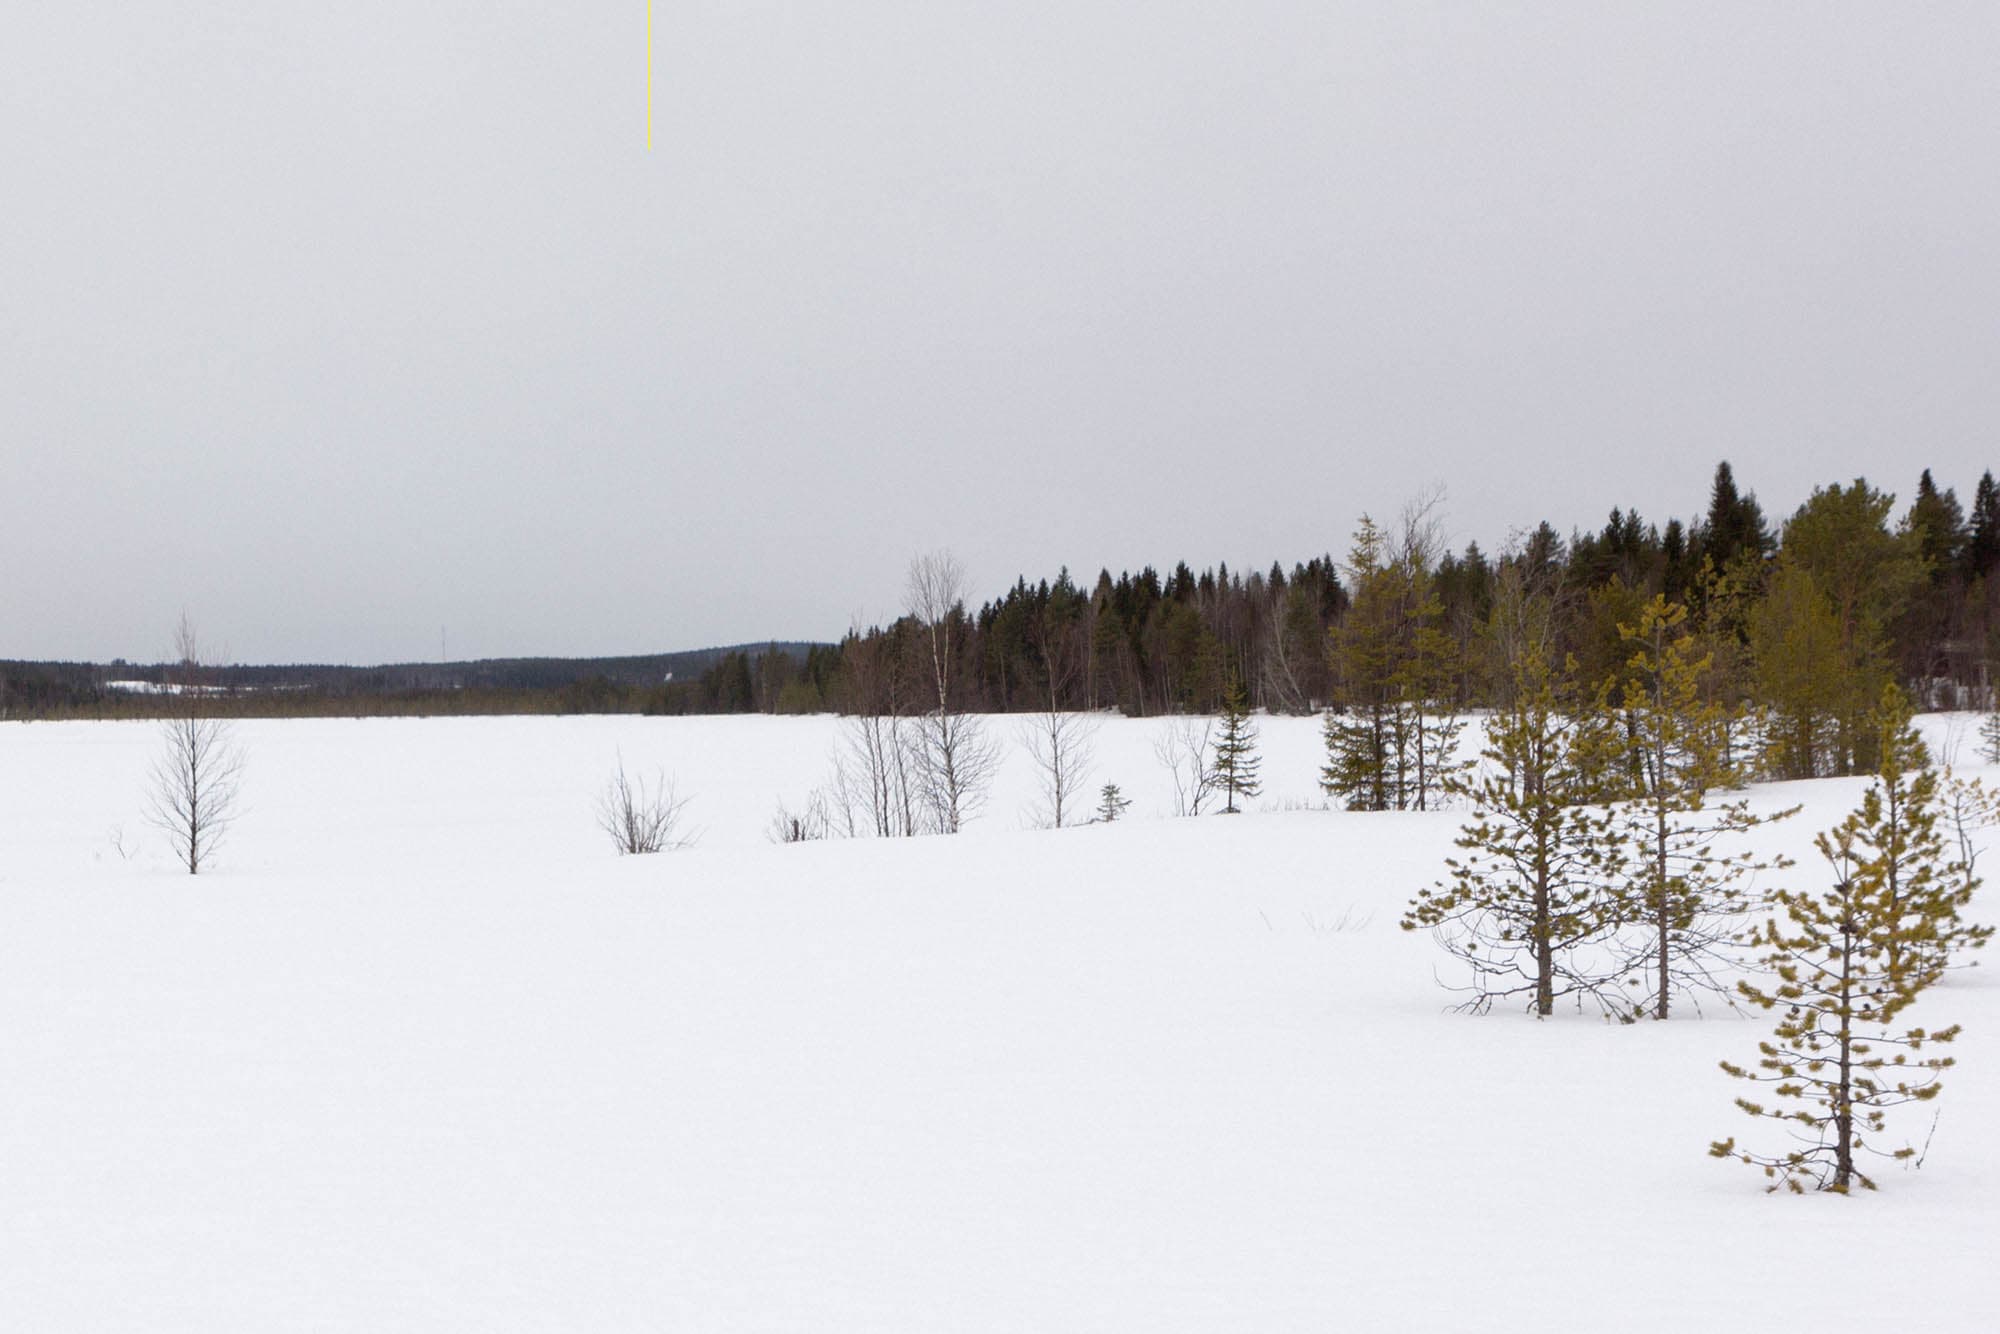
[
  {"x1": 0, "y1": 645, "x2": 832, "y2": 720},
  {"x1": 7, "y1": 461, "x2": 1999, "y2": 768},
  {"x1": 835, "y1": 461, "x2": 2000, "y2": 754}
]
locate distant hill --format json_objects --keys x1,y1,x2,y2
[{"x1": 0, "y1": 642, "x2": 832, "y2": 718}]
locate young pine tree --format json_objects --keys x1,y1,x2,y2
[
  {"x1": 1610, "y1": 595, "x2": 1795, "y2": 1020},
  {"x1": 1852, "y1": 685, "x2": 1993, "y2": 978},
  {"x1": 1712, "y1": 826, "x2": 1958, "y2": 1193},
  {"x1": 1403, "y1": 645, "x2": 1630, "y2": 1017},
  {"x1": 1094, "y1": 782, "x2": 1131, "y2": 823},
  {"x1": 1212, "y1": 677, "x2": 1262, "y2": 814}
]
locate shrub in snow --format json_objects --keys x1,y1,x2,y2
[{"x1": 596, "y1": 757, "x2": 693, "y2": 855}]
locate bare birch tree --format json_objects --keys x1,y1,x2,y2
[
  {"x1": 148, "y1": 613, "x2": 244, "y2": 875},
  {"x1": 1022, "y1": 709, "x2": 1098, "y2": 829},
  {"x1": 1154, "y1": 714, "x2": 1218, "y2": 817},
  {"x1": 830, "y1": 627, "x2": 926, "y2": 837},
  {"x1": 906, "y1": 551, "x2": 998, "y2": 832}
]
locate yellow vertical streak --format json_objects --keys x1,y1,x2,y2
[{"x1": 647, "y1": 0, "x2": 653, "y2": 150}]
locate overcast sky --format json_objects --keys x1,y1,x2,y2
[{"x1": 3, "y1": 3, "x2": 1997, "y2": 664}]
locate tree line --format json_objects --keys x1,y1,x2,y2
[
  {"x1": 831, "y1": 461, "x2": 2000, "y2": 776},
  {"x1": 10, "y1": 459, "x2": 1999, "y2": 740}
]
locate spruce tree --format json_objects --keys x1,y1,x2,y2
[
  {"x1": 1610, "y1": 595, "x2": 1795, "y2": 1020},
  {"x1": 1395, "y1": 561, "x2": 1469, "y2": 810},
  {"x1": 1702, "y1": 460, "x2": 1773, "y2": 570},
  {"x1": 1323, "y1": 515, "x2": 1466, "y2": 811},
  {"x1": 1403, "y1": 644, "x2": 1629, "y2": 1017},
  {"x1": 1712, "y1": 825, "x2": 1958, "y2": 1193},
  {"x1": 1966, "y1": 470, "x2": 2000, "y2": 583},
  {"x1": 1980, "y1": 708, "x2": 2000, "y2": 766},
  {"x1": 1908, "y1": 468, "x2": 1967, "y2": 584},
  {"x1": 1094, "y1": 782, "x2": 1131, "y2": 823},
  {"x1": 1211, "y1": 677, "x2": 1262, "y2": 814},
  {"x1": 1324, "y1": 517, "x2": 1399, "y2": 810}
]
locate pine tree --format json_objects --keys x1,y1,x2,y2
[
  {"x1": 1852, "y1": 685, "x2": 1993, "y2": 978},
  {"x1": 1711, "y1": 825, "x2": 1958, "y2": 1193},
  {"x1": 1403, "y1": 645, "x2": 1630, "y2": 1017},
  {"x1": 1610, "y1": 595, "x2": 1795, "y2": 1020},
  {"x1": 1094, "y1": 782, "x2": 1131, "y2": 823},
  {"x1": 1766, "y1": 479, "x2": 1925, "y2": 774},
  {"x1": 1211, "y1": 677, "x2": 1262, "y2": 814},
  {"x1": 1750, "y1": 563, "x2": 1853, "y2": 779}
]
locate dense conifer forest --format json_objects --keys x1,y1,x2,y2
[{"x1": 826, "y1": 461, "x2": 2000, "y2": 780}]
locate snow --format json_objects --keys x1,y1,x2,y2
[{"x1": 1, "y1": 712, "x2": 1995, "y2": 1331}]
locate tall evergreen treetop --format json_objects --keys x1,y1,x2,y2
[
  {"x1": 1966, "y1": 470, "x2": 2000, "y2": 582},
  {"x1": 1703, "y1": 460, "x2": 1773, "y2": 570},
  {"x1": 1907, "y1": 469, "x2": 1967, "y2": 584}
]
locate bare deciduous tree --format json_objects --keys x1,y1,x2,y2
[
  {"x1": 1154, "y1": 714, "x2": 1218, "y2": 817},
  {"x1": 148, "y1": 613, "x2": 243, "y2": 875},
  {"x1": 906, "y1": 550, "x2": 999, "y2": 832},
  {"x1": 1022, "y1": 709, "x2": 1099, "y2": 829},
  {"x1": 596, "y1": 756, "x2": 694, "y2": 855}
]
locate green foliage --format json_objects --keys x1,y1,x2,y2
[
  {"x1": 1094, "y1": 782, "x2": 1131, "y2": 823},
  {"x1": 1212, "y1": 678, "x2": 1262, "y2": 814},
  {"x1": 1714, "y1": 685, "x2": 1986, "y2": 1192},
  {"x1": 1979, "y1": 709, "x2": 2000, "y2": 766},
  {"x1": 1403, "y1": 644, "x2": 1630, "y2": 1017},
  {"x1": 1751, "y1": 563, "x2": 1861, "y2": 778},
  {"x1": 1608, "y1": 596, "x2": 1795, "y2": 1020},
  {"x1": 1851, "y1": 686, "x2": 1993, "y2": 976},
  {"x1": 1323, "y1": 515, "x2": 1467, "y2": 811},
  {"x1": 1907, "y1": 469, "x2": 1967, "y2": 586},
  {"x1": 1702, "y1": 461, "x2": 1773, "y2": 570},
  {"x1": 1749, "y1": 479, "x2": 1925, "y2": 777},
  {"x1": 1781, "y1": 479, "x2": 1928, "y2": 638},
  {"x1": 1712, "y1": 826, "x2": 1958, "y2": 1193}
]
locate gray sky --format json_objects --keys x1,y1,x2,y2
[{"x1": 4, "y1": 3, "x2": 1997, "y2": 664}]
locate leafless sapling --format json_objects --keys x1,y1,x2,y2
[
  {"x1": 905, "y1": 550, "x2": 999, "y2": 832},
  {"x1": 1154, "y1": 714, "x2": 1218, "y2": 817},
  {"x1": 147, "y1": 613, "x2": 244, "y2": 875}
]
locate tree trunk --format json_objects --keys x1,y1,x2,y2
[
  {"x1": 1655, "y1": 801, "x2": 1671, "y2": 1021},
  {"x1": 1534, "y1": 853, "x2": 1554, "y2": 1018},
  {"x1": 1833, "y1": 917, "x2": 1856, "y2": 1190}
]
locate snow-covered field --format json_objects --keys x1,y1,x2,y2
[{"x1": 1, "y1": 712, "x2": 1994, "y2": 1331}]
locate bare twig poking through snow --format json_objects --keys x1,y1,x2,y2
[
  {"x1": 147, "y1": 613, "x2": 244, "y2": 875},
  {"x1": 596, "y1": 757, "x2": 694, "y2": 855},
  {"x1": 106, "y1": 825, "x2": 137, "y2": 861},
  {"x1": 768, "y1": 789, "x2": 834, "y2": 843}
]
